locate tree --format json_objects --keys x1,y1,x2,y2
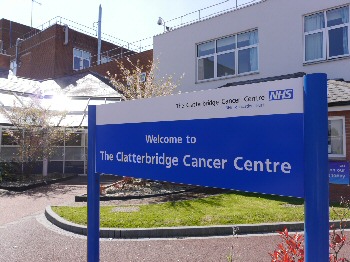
[
  {"x1": 0, "y1": 93, "x2": 71, "y2": 176},
  {"x1": 105, "y1": 57, "x2": 183, "y2": 187},
  {"x1": 107, "y1": 57, "x2": 183, "y2": 100}
]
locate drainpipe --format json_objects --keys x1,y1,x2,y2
[
  {"x1": 63, "y1": 24, "x2": 69, "y2": 45},
  {"x1": 15, "y1": 38, "x2": 23, "y2": 67},
  {"x1": 97, "y1": 4, "x2": 102, "y2": 65}
]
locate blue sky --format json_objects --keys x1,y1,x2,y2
[{"x1": 1, "y1": 0, "x2": 251, "y2": 45}]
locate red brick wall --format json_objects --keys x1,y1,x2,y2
[
  {"x1": 330, "y1": 184, "x2": 350, "y2": 203},
  {"x1": 88, "y1": 49, "x2": 153, "y2": 78},
  {"x1": 0, "y1": 53, "x2": 10, "y2": 69},
  {"x1": 0, "y1": 19, "x2": 35, "y2": 50},
  {"x1": 4, "y1": 22, "x2": 133, "y2": 80}
]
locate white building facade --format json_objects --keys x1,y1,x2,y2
[{"x1": 154, "y1": 0, "x2": 350, "y2": 93}]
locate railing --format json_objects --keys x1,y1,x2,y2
[
  {"x1": 19, "y1": 16, "x2": 153, "y2": 54},
  {"x1": 160, "y1": 0, "x2": 264, "y2": 31},
  {"x1": 14, "y1": 0, "x2": 263, "y2": 69}
]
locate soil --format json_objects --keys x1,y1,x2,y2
[{"x1": 71, "y1": 180, "x2": 230, "y2": 207}]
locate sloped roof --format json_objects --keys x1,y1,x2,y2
[
  {"x1": 0, "y1": 70, "x2": 122, "y2": 127},
  {"x1": 0, "y1": 70, "x2": 121, "y2": 98},
  {"x1": 328, "y1": 80, "x2": 350, "y2": 105}
]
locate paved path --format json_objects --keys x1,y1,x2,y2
[{"x1": 0, "y1": 176, "x2": 349, "y2": 262}]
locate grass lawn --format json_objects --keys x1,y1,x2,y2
[{"x1": 52, "y1": 192, "x2": 350, "y2": 228}]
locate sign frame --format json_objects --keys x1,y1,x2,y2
[{"x1": 87, "y1": 73, "x2": 329, "y2": 262}]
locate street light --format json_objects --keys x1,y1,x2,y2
[{"x1": 157, "y1": 17, "x2": 172, "y2": 32}]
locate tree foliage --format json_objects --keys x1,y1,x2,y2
[
  {"x1": 0, "y1": 94, "x2": 71, "y2": 174},
  {"x1": 107, "y1": 58, "x2": 182, "y2": 100}
]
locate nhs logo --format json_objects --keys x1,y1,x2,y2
[{"x1": 269, "y1": 89, "x2": 294, "y2": 101}]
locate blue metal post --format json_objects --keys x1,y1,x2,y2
[
  {"x1": 304, "y1": 73, "x2": 329, "y2": 262},
  {"x1": 87, "y1": 105, "x2": 100, "y2": 262}
]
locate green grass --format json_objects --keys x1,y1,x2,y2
[{"x1": 52, "y1": 192, "x2": 350, "y2": 228}]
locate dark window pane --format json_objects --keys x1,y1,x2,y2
[
  {"x1": 65, "y1": 161, "x2": 84, "y2": 174},
  {"x1": 327, "y1": 7, "x2": 349, "y2": 27},
  {"x1": 1, "y1": 130, "x2": 20, "y2": 145},
  {"x1": 65, "y1": 147, "x2": 84, "y2": 160},
  {"x1": 51, "y1": 147, "x2": 64, "y2": 160},
  {"x1": 329, "y1": 27, "x2": 349, "y2": 57},
  {"x1": 66, "y1": 133, "x2": 82, "y2": 146},
  {"x1": 74, "y1": 57, "x2": 81, "y2": 70},
  {"x1": 83, "y1": 59, "x2": 90, "y2": 69},
  {"x1": 197, "y1": 41, "x2": 215, "y2": 57},
  {"x1": 238, "y1": 30, "x2": 258, "y2": 48},
  {"x1": 238, "y1": 47, "x2": 258, "y2": 74},
  {"x1": 0, "y1": 147, "x2": 20, "y2": 161},
  {"x1": 198, "y1": 56, "x2": 214, "y2": 80},
  {"x1": 217, "y1": 52, "x2": 235, "y2": 77},
  {"x1": 217, "y1": 36, "x2": 235, "y2": 53}
]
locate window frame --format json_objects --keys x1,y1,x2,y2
[
  {"x1": 73, "y1": 48, "x2": 91, "y2": 71},
  {"x1": 304, "y1": 5, "x2": 350, "y2": 63},
  {"x1": 328, "y1": 116, "x2": 346, "y2": 158},
  {"x1": 196, "y1": 29, "x2": 259, "y2": 82}
]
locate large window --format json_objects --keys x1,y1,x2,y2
[
  {"x1": 73, "y1": 48, "x2": 91, "y2": 71},
  {"x1": 197, "y1": 29, "x2": 258, "y2": 81},
  {"x1": 328, "y1": 117, "x2": 346, "y2": 157},
  {"x1": 304, "y1": 5, "x2": 349, "y2": 62}
]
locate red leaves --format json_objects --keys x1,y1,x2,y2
[
  {"x1": 270, "y1": 226, "x2": 349, "y2": 262},
  {"x1": 269, "y1": 228, "x2": 304, "y2": 262}
]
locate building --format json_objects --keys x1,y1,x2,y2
[
  {"x1": 154, "y1": 0, "x2": 349, "y2": 92},
  {"x1": 0, "y1": 17, "x2": 153, "y2": 175},
  {"x1": 153, "y1": 0, "x2": 350, "y2": 199},
  {"x1": 0, "y1": 17, "x2": 152, "y2": 80},
  {"x1": 1, "y1": 1, "x2": 350, "y2": 195},
  {"x1": 0, "y1": 64, "x2": 122, "y2": 174}
]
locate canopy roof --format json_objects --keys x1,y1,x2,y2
[{"x1": 0, "y1": 70, "x2": 122, "y2": 127}]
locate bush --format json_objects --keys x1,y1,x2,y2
[{"x1": 269, "y1": 198, "x2": 350, "y2": 262}]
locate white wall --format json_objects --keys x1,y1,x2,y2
[{"x1": 154, "y1": 0, "x2": 350, "y2": 93}]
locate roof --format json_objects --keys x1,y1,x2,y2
[
  {"x1": 0, "y1": 70, "x2": 122, "y2": 127},
  {"x1": 0, "y1": 70, "x2": 121, "y2": 98},
  {"x1": 220, "y1": 73, "x2": 350, "y2": 107},
  {"x1": 328, "y1": 80, "x2": 350, "y2": 106}
]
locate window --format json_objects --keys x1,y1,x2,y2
[
  {"x1": 328, "y1": 117, "x2": 346, "y2": 157},
  {"x1": 197, "y1": 29, "x2": 258, "y2": 81},
  {"x1": 0, "y1": 128, "x2": 21, "y2": 161},
  {"x1": 304, "y1": 5, "x2": 349, "y2": 62},
  {"x1": 73, "y1": 48, "x2": 91, "y2": 71}
]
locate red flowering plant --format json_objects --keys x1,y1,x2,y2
[
  {"x1": 270, "y1": 197, "x2": 350, "y2": 262},
  {"x1": 329, "y1": 197, "x2": 350, "y2": 262},
  {"x1": 269, "y1": 228, "x2": 304, "y2": 262}
]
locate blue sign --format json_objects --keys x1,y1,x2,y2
[
  {"x1": 95, "y1": 77, "x2": 305, "y2": 197},
  {"x1": 88, "y1": 73, "x2": 330, "y2": 262},
  {"x1": 329, "y1": 161, "x2": 349, "y2": 185}
]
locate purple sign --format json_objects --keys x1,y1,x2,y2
[{"x1": 329, "y1": 161, "x2": 349, "y2": 185}]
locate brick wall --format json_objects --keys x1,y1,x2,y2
[
  {"x1": 330, "y1": 184, "x2": 350, "y2": 203},
  {"x1": 88, "y1": 49, "x2": 153, "y2": 79},
  {"x1": 0, "y1": 53, "x2": 10, "y2": 69},
  {"x1": 0, "y1": 19, "x2": 34, "y2": 50},
  {"x1": 3, "y1": 21, "x2": 134, "y2": 80}
]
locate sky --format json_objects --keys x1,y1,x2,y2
[{"x1": 1, "y1": 0, "x2": 251, "y2": 50}]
